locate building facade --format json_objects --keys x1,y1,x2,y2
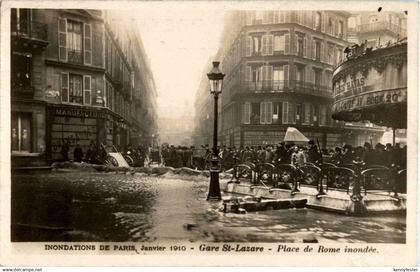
[
  {"x1": 11, "y1": 9, "x2": 158, "y2": 165},
  {"x1": 194, "y1": 10, "x2": 406, "y2": 149},
  {"x1": 347, "y1": 11, "x2": 406, "y2": 46}
]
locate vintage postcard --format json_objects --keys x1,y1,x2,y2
[{"x1": 0, "y1": 0, "x2": 417, "y2": 267}]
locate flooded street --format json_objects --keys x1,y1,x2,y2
[{"x1": 12, "y1": 171, "x2": 406, "y2": 243}]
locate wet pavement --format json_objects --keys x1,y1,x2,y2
[{"x1": 11, "y1": 171, "x2": 406, "y2": 243}]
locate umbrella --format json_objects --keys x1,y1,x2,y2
[{"x1": 284, "y1": 127, "x2": 309, "y2": 143}]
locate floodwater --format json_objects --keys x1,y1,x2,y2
[{"x1": 11, "y1": 171, "x2": 406, "y2": 243}]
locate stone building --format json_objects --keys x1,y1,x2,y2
[
  {"x1": 194, "y1": 10, "x2": 397, "y2": 149},
  {"x1": 11, "y1": 9, "x2": 157, "y2": 165}
]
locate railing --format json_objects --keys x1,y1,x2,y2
[
  {"x1": 11, "y1": 20, "x2": 48, "y2": 41},
  {"x1": 243, "y1": 80, "x2": 332, "y2": 98},
  {"x1": 11, "y1": 84, "x2": 34, "y2": 97},
  {"x1": 356, "y1": 22, "x2": 407, "y2": 37},
  {"x1": 230, "y1": 160, "x2": 406, "y2": 199},
  {"x1": 68, "y1": 49, "x2": 83, "y2": 64}
]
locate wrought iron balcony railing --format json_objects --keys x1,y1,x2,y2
[
  {"x1": 68, "y1": 49, "x2": 83, "y2": 64},
  {"x1": 11, "y1": 20, "x2": 48, "y2": 41},
  {"x1": 11, "y1": 83, "x2": 34, "y2": 97},
  {"x1": 242, "y1": 80, "x2": 332, "y2": 98}
]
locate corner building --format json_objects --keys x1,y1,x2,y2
[
  {"x1": 214, "y1": 11, "x2": 384, "y2": 148},
  {"x1": 11, "y1": 9, "x2": 157, "y2": 165}
]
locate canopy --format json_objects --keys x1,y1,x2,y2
[{"x1": 284, "y1": 127, "x2": 309, "y2": 143}]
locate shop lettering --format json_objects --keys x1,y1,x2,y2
[
  {"x1": 53, "y1": 108, "x2": 107, "y2": 119},
  {"x1": 333, "y1": 90, "x2": 405, "y2": 113},
  {"x1": 335, "y1": 77, "x2": 365, "y2": 97}
]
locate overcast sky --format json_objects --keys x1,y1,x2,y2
[{"x1": 129, "y1": 6, "x2": 226, "y2": 118}]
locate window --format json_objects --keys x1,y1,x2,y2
[
  {"x1": 273, "y1": 102, "x2": 282, "y2": 124},
  {"x1": 315, "y1": 12, "x2": 321, "y2": 30},
  {"x1": 338, "y1": 21, "x2": 344, "y2": 36},
  {"x1": 261, "y1": 65, "x2": 273, "y2": 89},
  {"x1": 314, "y1": 40, "x2": 321, "y2": 60},
  {"x1": 274, "y1": 34, "x2": 285, "y2": 52},
  {"x1": 335, "y1": 48, "x2": 342, "y2": 65},
  {"x1": 296, "y1": 65, "x2": 304, "y2": 82},
  {"x1": 263, "y1": 11, "x2": 274, "y2": 24},
  {"x1": 327, "y1": 44, "x2": 334, "y2": 64},
  {"x1": 252, "y1": 36, "x2": 262, "y2": 55},
  {"x1": 274, "y1": 11, "x2": 285, "y2": 23},
  {"x1": 11, "y1": 53, "x2": 32, "y2": 91},
  {"x1": 11, "y1": 112, "x2": 31, "y2": 153},
  {"x1": 328, "y1": 18, "x2": 333, "y2": 34},
  {"x1": 303, "y1": 103, "x2": 311, "y2": 124},
  {"x1": 251, "y1": 103, "x2": 260, "y2": 124},
  {"x1": 242, "y1": 102, "x2": 251, "y2": 124},
  {"x1": 69, "y1": 74, "x2": 83, "y2": 104},
  {"x1": 252, "y1": 66, "x2": 262, "y2": 90},
  {"x1": 255, "y1": 11, "x2": 263, "y2": 24},
  {"x1": 320, "y1": 105, "x2": 327, "y2": 126},
  {"x1": 67, "y1": 20, "x2": 83, "y2": 64},
  {"x1": 260, "y1": 102, "x2": 272, "y2": 124},
  {"x1": 314, "y1": 69, "x2": 322, "y2": 86},
  {"x1": 11, "y1": 9, "x2": 31, "y2": 35},
  {"x1": 262, "y1": 35, "x2": 273, "y2": 56},
  {"x1": 273, "y1": 67, "x2": 284, "y2": 90},
  {"x1": 296, "y1": 34, "x2": 304, "y2": 56},
  {"x1": 296, "y1": 104, "x2": 301, "y2": 122}
]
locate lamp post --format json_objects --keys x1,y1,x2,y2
[{"x1": 206, "y1": 61, "x2": 225, "y2": 201}]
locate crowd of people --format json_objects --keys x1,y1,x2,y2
[
  {"x1": 59, "y1": 139, "x2": 407, "y2": 171},
  {"x1": 160, "y1": 140, "x2": 407, "y2": 171}
]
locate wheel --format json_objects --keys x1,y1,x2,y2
[
  {"x1": 124, "y1": 155, "x2": 134, "y2": 166},
  {"x1": 105, "y1": 155, "x2": 118, "y2": 167}
]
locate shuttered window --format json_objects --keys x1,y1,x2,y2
[
  {"x1": 60, "y1": 72, "x2": 69, "y2": 102},
  {"x1": 303, "y1": 103, "x2": 311, "y2": 124},
  {"x1": 242, "y1": 102, "x2": 251, "y2": 124},
  {"x1": 58, "y1": 18, "x2": 67, "y2": 62},
  {"x1": 262, "y1": 35, "x2": 273, "y2": 56},
  {"x1": 260, "y1": 102, "x2": 272, "y2": 124},
  {"x1": 285, "y1": 34, "x2": 290, "y2": 54},
  {"x1": 282, "y1": 102, "x2": 288, "y2": 124},
  {"x1": 289, "y1": 103, "x2": 296, "y2": 124},
  {"x1": 84, "y1": 24, "x2": 92, "y2": 65},
  {"x1": 246, "y1": 36, "x2": 252, "y2": 57},
  {"x1": 83, "y1": 75, "x2": 92, "y2": 105}
]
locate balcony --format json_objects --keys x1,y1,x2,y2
[
  {"x1": 68, "y1": 49, "x2": 83, "y2": 64},
  {"x1": 356, "y1": 22, "x2": 406, "y2": 37},
  {"x1": 11, "y1": 82, "x2": 34, "y2": 98},
  {"x1": 11, "y1": 20, "x2": 48, "y2": 43},
  {"x1": 242, "y1": 80, "x2": 333, "y2": 98}
]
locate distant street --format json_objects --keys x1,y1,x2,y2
[{"x1": 12, "y1": 171, "x2": 405, "y2": 243}]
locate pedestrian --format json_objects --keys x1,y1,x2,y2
[
  {"x1": 73, "y1": 143, "x2": 83, "y2": 163},
  {"x1": 291, "y1": 146, "x2": 306, "y2": 167},
  {"x1": 307, "y1": 140, "x2": 321, "y2": 164},
  {"x1": 61, "y1": 139, "x2": 70, "y2": 161}
]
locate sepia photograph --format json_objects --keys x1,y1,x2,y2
[{"x1": 1, "y1": 0, "x2": 417, "y2": 267}]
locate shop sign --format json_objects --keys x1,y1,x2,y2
[
  {"x1": 332, "y1": 88, "x2": 407, "y2": 113},
  {"x1": 53, "y1": 107, "x2": 107, "y2": 119},
  {"x1": 334, "y1": 75, "x2": 366, "y2": 99}
]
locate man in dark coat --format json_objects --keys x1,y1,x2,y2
[{"x1": 307, "y1": 140, "x2": 321, "y2": 164}]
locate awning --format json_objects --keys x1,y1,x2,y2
[{"x1": 284, "y1": 127, "x2": 309, "y2": 143}]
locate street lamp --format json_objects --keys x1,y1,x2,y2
[{"x1": 206, "y1": 61, "x2": 225, "y2": 201}]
